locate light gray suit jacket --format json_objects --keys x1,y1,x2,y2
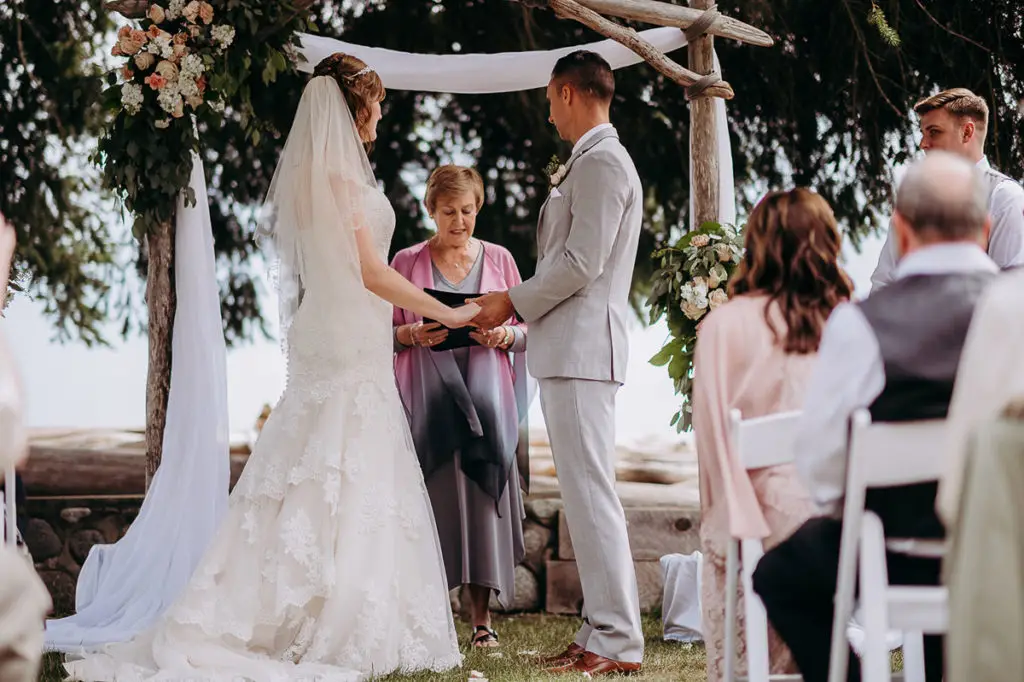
[{"x1": 509, "y1": 127, "x2": 643, "y2": 384}]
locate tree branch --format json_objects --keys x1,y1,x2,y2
[
  {"x1": 912, "y1": 0, "x2": 990, "y2": 53},
  {"x1": 575, "y1": 0, "x2": 773, "y2": 47},
  {"x1": 548, "y1": 0, "x2": 734, "y2": 99},
  {"x1": 104, "y1": 0, "x2": 150, "y2": 19},
  {"x1": 841, "y1": 0, "x2": 901, "y2": 118}
]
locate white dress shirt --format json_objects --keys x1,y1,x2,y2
[
  {"x1": 795, "y1": 243, "x2": 999, "y2": 515},
  {"x1": 871, "y1": 157, "x2": 1024, "y2": 290},
  {"x1": 571, "y1": 122, "x2": 614, "y2": 156}
]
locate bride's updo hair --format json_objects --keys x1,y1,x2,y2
[{"x1": 313, "y1": 52, "x2": 385, "y2": 140}]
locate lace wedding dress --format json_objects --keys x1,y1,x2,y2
[{"x1": 64, "y1": 77, "x2": 461, "y2": 682}]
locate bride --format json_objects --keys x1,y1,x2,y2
[{"x1": 65, "y1": 52, "x2": 474, "y2": 681}]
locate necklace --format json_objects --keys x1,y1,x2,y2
[{"x1": 432, "y1": 239, "x2": 477, "y2": 273}]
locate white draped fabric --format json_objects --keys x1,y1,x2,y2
[
  {"x1": 44, "y1": 27, "x2": 737, "y2": 653},
  {"x1": 45, "y1": 155, "x2": 231, "y2": 653}
]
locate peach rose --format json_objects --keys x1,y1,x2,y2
[
  {"x1": 117, "y1": 30, "x2": 147, "y2": 56},
  {"x1": 134, "y1": 51, "x2": 156, "y2": 70},
  {"x1": 171, "y1": 97, "x2": 185, "y2": 118},
  {"x1": 173, "y1": 32, "x2": 189, "y2": 45},
  {"x1": 186, "y1": 93, "x2": 203, "y2": 108},
  {"x1": 198, "y1": 2, "x2": 214, "y2": 24},
  {"x1": 183, "y1": 1, "x2": 201, "y2": 23},
  {"x1": 147, "y1": 24, "x2": 163, "y2": 40},
  {"x1": 117, "y1": 25, "x2": 132, "y2": 39},
  {"x1": 155, "y1": 60, "x2": 179, "y2": 82},
  {"x1": 171, "y1": 43, "x2": 188, "y2": 63},
  {"x1": 196, "y1": 75, "x2": 207, "y2": 93},
  {"x1": 111, "y1": 44, "x2": 124, "y2": 56},
  {"x1": 144, "y1": 73, "x2": 168, "y2": 90},
  {"x1": 148, "y1": 4, "x2": 166, "y2": 23},
  {"x1": 121, "y1": 65, "x2": 133, "y2": 81}
]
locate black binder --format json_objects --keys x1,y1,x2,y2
[{"x1": 421, "y1": 287, "x2": 480, "y2": 351}]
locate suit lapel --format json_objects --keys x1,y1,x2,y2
[{"x1": 536, "y1": 127, "x2": 618, "y2": 244}]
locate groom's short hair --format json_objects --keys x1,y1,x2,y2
[{"x1": 551, "y1": 50, "x2": 615, "y2": 104}]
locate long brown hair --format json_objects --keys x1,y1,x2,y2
[
  {"x1": 729, "y1": 188, "x2": 853, "y2": 353},
  {"x1": 313, "y1": 52, "x2": 385, "y2": 145}
]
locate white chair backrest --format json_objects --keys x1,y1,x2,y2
[
  {"x1": 828, "y1": 408, "x2": 947, "y2": 682},
  {"x1": 846, "y1": 409, "x2": 948, "y2": 489},
  {"x1": 729, "y1": 409, "x2": 802, "y2": 470}
]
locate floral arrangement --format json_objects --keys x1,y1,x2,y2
[
  {"x1": 647, "y1": 221, "x2": 745, "y2": 431},
  {"x1": 544, "y1": 154, "x2": 568, "y2": 189},
  {"x1": 113, "y1": 2, "x2": 234, "y2": 127},
  {"x1": 96, "y1": 1, "x2": 308, "y2": 238}
]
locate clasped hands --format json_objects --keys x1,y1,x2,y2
[{"x1": 406, "y1": 291, "x2": 516, "y2": 349}]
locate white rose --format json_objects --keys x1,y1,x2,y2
[
  {"x1": 691, "y1": 277, "x2": 709, "y2": 298},
  {"x1": 690, "y1": 234, "x2": 710, "y2": 248},
  {"x1": 709, "y1": 289, "x2": 729, "y2": 310},
  {"x1": 550, "y1": 164, "x2": 567, "y2": 187},
  {"x1": 715, "y1": 243, "x2": 734, "y2": 262}
]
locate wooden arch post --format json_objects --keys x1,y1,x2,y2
[{"x1": 512, "y1": 0, "x2": 773, "y2": 229}]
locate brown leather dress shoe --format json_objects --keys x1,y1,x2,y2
[
  {"x1": 545, "y1": 650, "x2": 642, "y2": 676},
  {"x1": 538, "y1": 642, "x2": 584, "y2": 665}
]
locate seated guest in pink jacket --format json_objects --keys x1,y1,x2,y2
[
  {"x1": 692, "y1": 189, "x2": 853, "y2": 681},
  {"x1": 391, "y1": 166, "x2": 530, "y2": 649}
]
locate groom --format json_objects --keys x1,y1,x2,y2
[{"x1": 471, "y1": 50, "x2": 644, "y2": 675}]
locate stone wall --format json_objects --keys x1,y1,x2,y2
[
  {"x1": 22, "y1": 497, "x2": 141, "y2": 617},
  {"x1": 26, "y1": 495, "x2": 700, "y2": 619}
]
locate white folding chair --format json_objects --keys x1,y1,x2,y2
[
  {"x1": 3, "y1": 461, "x2": 16, "y2": 549},
  {"x1": 827, "y1": 410, "x2": 949, "y2": 682},
  {"x1": 724, "y1": 408, "x2": 803, "y2": 682}
]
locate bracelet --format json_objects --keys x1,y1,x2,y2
[{"x1": 501, "y1": 325, "x2": 513, "y2": 349}]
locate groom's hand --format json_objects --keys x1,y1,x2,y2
[{"x1": 468, "y1": 291, "x2": 515, "y2": 330}]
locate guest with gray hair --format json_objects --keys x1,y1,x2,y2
[{"x1": 752, "y1": 151, "x2": 998, "y2": 682}]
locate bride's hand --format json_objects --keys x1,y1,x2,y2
[{"x1": 441, "y1": 303, "x2": 480, "y2": 329}]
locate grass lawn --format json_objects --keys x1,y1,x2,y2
[{"x1": 40, "y1": 613, "x2": 707, "y2": 681}]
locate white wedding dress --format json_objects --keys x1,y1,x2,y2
[{"x1": 65, "y1": 77, "x2": 461, "y2": 682}]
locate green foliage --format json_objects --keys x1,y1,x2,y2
[
  {"x1": 4, "y1": 0, "x2": 1024, "y2": 350},
  {"x1": 0, "y1": 0, "x2": 114, "y2": 344},
  {"x1": 867, "y1": 2, "x2": 901, "y2": 47},
  {"x1": 647, "y1": 222, "x2": 744, "y2": 431}
]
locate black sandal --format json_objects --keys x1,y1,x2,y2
[{"x1": 471, "y1": 625, "x2": 499, "y2": 648}]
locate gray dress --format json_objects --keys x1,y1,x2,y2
[{"x1": 397, "y1": 251, "x2": 527, "y2": 607}]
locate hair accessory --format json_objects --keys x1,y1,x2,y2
[{"x1": 343, "y1": 65, "x2": 373, "y2": 79}]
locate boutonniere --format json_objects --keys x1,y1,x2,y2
[{"x1": 544, "y1": 154, "x2": 568, "y2": 189}]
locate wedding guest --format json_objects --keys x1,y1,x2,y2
[
  {"x1": 391, "y1": 165, "x2": 530, "y2": 648},
  {"x1": 0, "y1": 213, "x2": 51, "y2": 682},
  {"x1": 692, "y1": 188, "x2": 852, "y2": 681},
  {"x1": 939, "y1": 267, "x2": 1024, "y2": 682},
  {"x1": 937, "y1": 265, "x2": 1024, "y2": 529},
  {"x1": 872, "y1": 88, "x2": 1024, "y2": 289},
  {"x1": 753, "y1": 152, "x2": 997, "y2": 682}
]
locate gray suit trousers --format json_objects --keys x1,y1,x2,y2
[{"x1": 538, "y1": 377, "x2": 643, "y2": 663}]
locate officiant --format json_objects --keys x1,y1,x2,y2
[{"x1": 391, "y1": 165, "x2": 530, "y2": 648}]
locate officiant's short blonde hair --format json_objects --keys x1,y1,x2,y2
[{"x1": 425, "y1": 165, "x2": 485, "y2": 214}]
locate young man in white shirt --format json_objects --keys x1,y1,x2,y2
[{"x1": 871, "y1": 88, "x2": 1024, "y2": 289}]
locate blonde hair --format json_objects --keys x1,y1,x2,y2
[
  {"x1": 914, "y1": 88, "x2": 989, "y2": 133},
  {"x1": 425, "y1": 165, "x2": 485, "y2": 214},
  {"x1": 313, "y1": 53, "x2": 385, "y2": 143}
]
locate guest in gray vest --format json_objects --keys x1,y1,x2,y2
[
  {"x1": 871, "y1": 88, "x2": 1024, "y2": 289},
  {"x1": 752, "y1": 151, "x2": 998, "y2": 682}
]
